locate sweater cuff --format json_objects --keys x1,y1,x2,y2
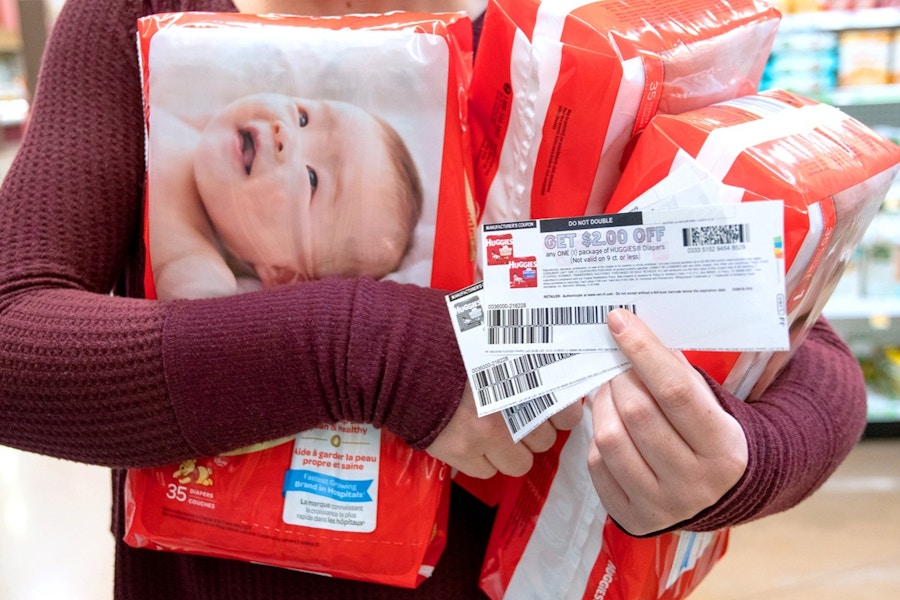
[
  {"x1": 161, "y1": 279, "x2": 467, "y2": 458},
  {"x1": 347, "y1": 282, "x2": 467, "y2": 450}
]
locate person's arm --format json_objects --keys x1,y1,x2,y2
[
  {"x1": 588, "y1": 310, "x2": 866, "y2": 536},
  {"x1": 682, "y1": 315, "x2": 867, "y2": 531},
  {"x1": 0, "y1": 0, "x2": 466, "y2": 469}
]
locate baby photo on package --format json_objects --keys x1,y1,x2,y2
[
  {"x1": 125, "y1": 11, "x2": 474, "y2": 589},
  {"x1": 139, "y1": 11, "x2": 476, "y2": 300}
]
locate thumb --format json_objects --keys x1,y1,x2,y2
[
  {"x1": 606, "y1": 308, "x2": 689, "y2": 377},
  {"x1": 606, "y1": 308, "x2": 655, "y2": 355}
]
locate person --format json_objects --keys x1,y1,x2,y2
[
  {"x1": 148, "y1": 92, "x2": 423, "y2": 299},
  {"x1": 0, "y1": 0, "x2": 867, "y2": 599}
]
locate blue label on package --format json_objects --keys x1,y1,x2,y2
[{"x1": 283, "y1": 469, "x2": 373, "y2": 502}]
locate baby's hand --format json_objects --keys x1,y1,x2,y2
[{"x1": 154, "y1": 254, "x2": 239, "y2": 300}]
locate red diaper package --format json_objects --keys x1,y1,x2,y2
[
  {"x1": 469, "y1": 0, "x2": 780, "y2": 226},
  {"x1": 477, "y1": 89, "x2": 900, "y2": 600},
  {"x1": 479, "y1": 404, "x2": 729, "y2": 600},
  {"x1": 125, "y1": 433, "x2": 451, "y2": 588},
  {"x1": 137, "y1": 10, "x2": 477, "y2": 298},
  {"x1": 457, "y1": 0, "x2": 779, "y2": 513},
  {"x1": 124, "y1": 11, "x2": 475, "y2": 588},
  {"x1": 606, "y1": 89, "x2": 900, "y2": 397}
]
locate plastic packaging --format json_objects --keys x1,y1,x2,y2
[
  {"x1": 606, "y1": 89, "x2": 900, "y2": 398},
  {"x1": 125, "y1": 11, "x2": 475, "y2": 588},
  {"x1": 468, "y1": 0, "x2": 781, "y2": 227},
  {"x1": 125, "y1": 432, "x2": 451, "y2": 587},
  {"x1": 476, "y1": 88, "x2": 900, "y2": 600}
]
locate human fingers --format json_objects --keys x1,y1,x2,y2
[
  {"x1": 606, "y1": 309, "x2": 738, "y2": 457},
  {"x1": 587, "y1": 383, "x2": 656, "y2": 503},
  {"x1": 481, "y1": 416, "x2": 535, "y2": 477},
  {"x1": 519, "y1": 397, "x2": 586, "y2": 452},
  {"x1": 548, "y1": 397, "x2": 584, "y2": 431},
  {"x1": 589, "y1": 381, "x2": 701, "y2": 534},
  {"x1": 598, "y1": 310, "x2": 748, "y2": 532},
  {"x1": 426, "y1": 384, "x2": 533, "y2": 479},
  {"x1": 585, "y1": 430, "x2": 631, "y2": 522},
  {"x1": 519, "y1": 419, "x2": 557, "y2": 453},
  {"x1": 519, "y1": 395, "x2": 586, "y2": 453},
  {"x1": 425, "y1": 384, "x2": 499, "y2": 478},
  {"x1": 604, "y1": 366, "x2": 696, "y2": 478}
]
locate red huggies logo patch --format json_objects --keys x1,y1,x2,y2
[
  {"x1": 486, "y1": 233, "x2": 514, "y2": 265},
  {"x1": 508, "y1": 256, "x2": 538, "y2": 288}
]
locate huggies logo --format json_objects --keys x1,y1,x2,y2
[
  {"x1": 486, "y1": 233, "x2": 514, "y2": 265},
  {"x1": 592, "y1": 560, "x2": 616, "y2": 600},
  {"x1": 453, "y1": 297, "x2": 484, "y2": 332},
  {"x1": 508, "y1": 257, "x2": 538, "y2": 288}
]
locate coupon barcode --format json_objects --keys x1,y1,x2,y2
[
  {"x1": 487, "y1": 305, "x2": 637, "y2": 345},
  {"x1": 511, "y1": 352, "x2": 575, "y2": 371},
  {"x1": 502, "y1": 393, "x2": 558, "y2": 435},
  {"x1": 682, "y1": 224, "x2": 749, "y2": 247},
  {"x1": 472, "y1": 353, "x2": 575, "y2": 407},
  {"x1": 488, "y1": 325, "x2": 553, "y2": 345},
  {"x1": 475, "y1": 371, "x2": 541, "y2": 407}
]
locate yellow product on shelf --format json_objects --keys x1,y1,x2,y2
[
  {"x1": 869, "y1": 347, "x2": 900, "y2": 400},
  {"x1": 838, "y1": 29, "x2": 892, "y2": 86},
  {"x1": 893, "y1": 29, "x2": 900, "y2": 84},
  {"x1": 788, "y1": 0, "x2": 822, "y2": 12}
]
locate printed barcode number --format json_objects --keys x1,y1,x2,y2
[
  {"x1": 682, "y1": 224, "x2": 749, "y2": 247},
  {"x1": 502, "y1": 393, "x2": 558, "y2": 435},
  {"x1": 488, "y1": 306, "x2": 602, "y2": 327},
  {"x1": 473, "y1": 353, "x2": 574, "y2": 407},
  {"x1": 487, "y1": 305, "x2": 637, "y2": 345}
]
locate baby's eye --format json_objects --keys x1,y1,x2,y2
[
  {"x1": 307, "y1": 166, "x2": 318, "y2": 194},
  {"x1": 298, "y1": 108, "x2": 309, "y2": 128}
]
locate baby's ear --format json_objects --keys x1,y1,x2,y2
[{"x1": 256, "y1": 265, "x2": 300, "y2": 289}]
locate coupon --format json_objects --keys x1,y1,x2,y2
[
  {"x1": 446, "y1": 282, "x2": 627, "y2": 438},
  {"x1": 480, "y1": 201, "x2": 789, "y2": 354}
]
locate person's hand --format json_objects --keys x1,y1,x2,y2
[
  {"x1": 427, "y1": 384, "x2": 583, "y2": 479},
  {"x1": 587, "y1": 309, "x2": 748, "y2": 536}
]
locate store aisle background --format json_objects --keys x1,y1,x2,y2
[{"x1": 1, "y1": 141, "x2": 900, "y2": 599}]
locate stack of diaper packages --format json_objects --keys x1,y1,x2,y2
[{"x1": 465, "y1": 1, "x2": 900, "y2": 599}]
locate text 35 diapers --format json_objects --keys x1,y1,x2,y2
[
  {"x1": 468, "y1": 0, "x2": 780, "y2": 226},
  {"x1": 124, "y1": 11, "x2": 474, "y2": 588}
]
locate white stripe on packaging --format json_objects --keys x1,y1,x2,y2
[
  {"x1": 695, "y1": 101, "x2": 850, "y2": 181},
  {"x1": 482, "y1": 0, "x2": 598, "y2": 223},
  {"x1": 504, "y1": 404, "x2": 606, "y2": 599}
]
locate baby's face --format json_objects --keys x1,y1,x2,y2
[{"x1": 194, "y1": 93, "x2": 410, "y2": 287}]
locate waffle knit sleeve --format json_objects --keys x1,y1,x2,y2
[{"x1": 667, "y1": 316, "x2": 868, "y2": 533}]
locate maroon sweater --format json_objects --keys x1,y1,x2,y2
[{"x1": 0, "y1": 0, "x2": 868, "y2": 598}]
